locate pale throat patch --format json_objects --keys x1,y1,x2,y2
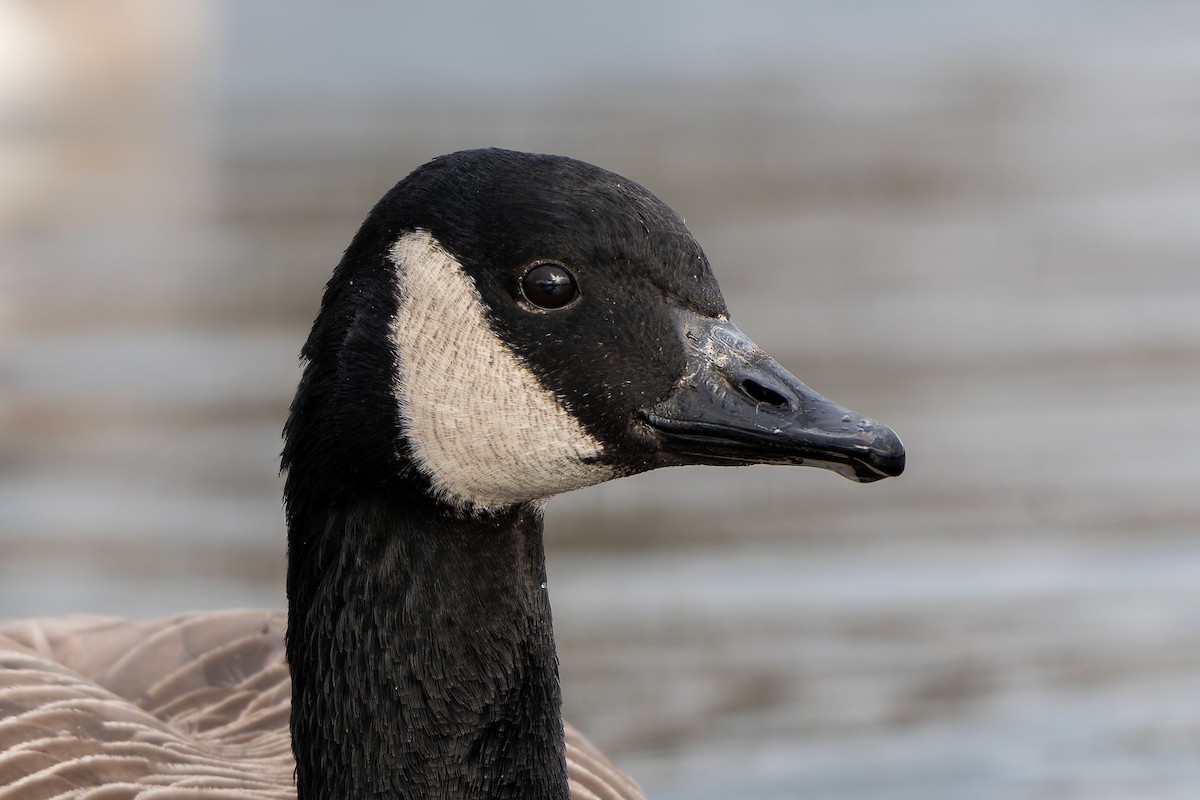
[{"x1": 388, "y1": 230, "x2": 612, "y2": 511}]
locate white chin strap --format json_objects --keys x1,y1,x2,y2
[{"x1": 389, "y1": 230, "x2": 612, "y2": 512}]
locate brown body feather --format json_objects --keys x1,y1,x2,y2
[{"x1": 0, "y1": 612, "x2": 643, "y2": 800}]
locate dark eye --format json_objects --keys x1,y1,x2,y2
[{"x1": 521, "y1": 263, "x2": 578, "y2": 309}]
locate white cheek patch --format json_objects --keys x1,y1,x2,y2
[{"x1": 389, "y1": 230, "x2": 613, "y2": 512}]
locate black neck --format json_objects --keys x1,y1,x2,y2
[{"x1": 285, "y1": 488, "x2": 568, "y2": 800}]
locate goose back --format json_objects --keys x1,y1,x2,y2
[{"x1": 0, "y1": 612, "x2": 643, "y2": 800}]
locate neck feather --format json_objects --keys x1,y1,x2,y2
[{"x1": 285, "y1": 487, "x2": 568, "y2": 800}]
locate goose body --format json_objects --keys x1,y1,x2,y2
[
  {"x1": 0, "y1": 612, "x2": 636, "y2": 799},
  {"x1": 0, "y1": 149, "x2": 903, "y2": 799}
]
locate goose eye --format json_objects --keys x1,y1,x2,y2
[{"x1": 521, "y1": 263, "x2": 578, "y2": 309}]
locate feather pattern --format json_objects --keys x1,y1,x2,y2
[{"x1": 0, "y1": 612, "x2": 644, "y2": 800}]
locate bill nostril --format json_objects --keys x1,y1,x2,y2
[{"x1": 740, "y1": 378, "x2": 789, "y2": 408}]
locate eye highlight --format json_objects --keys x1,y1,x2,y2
[{"x1": 521, "y1": 263, "x2": 578, "y2": 309}]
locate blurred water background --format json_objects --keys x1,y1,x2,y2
[{"x1": 3, "y1": 2, "x2": 1200, "y2": 798}]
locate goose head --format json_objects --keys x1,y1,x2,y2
[
  {"x1": 285, "y1": 148, "x2": 903, "y2": 516},
  {"x1": 281, "y1": 148, "x2": 904, "y2": 800}
]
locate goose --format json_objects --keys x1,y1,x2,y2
[{"x1": 0, "y1": 148, "x2": 904, "y2": 800}]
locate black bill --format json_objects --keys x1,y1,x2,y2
[{"x1": 642, "y1": 310, "x2": 905, "y2": 483}]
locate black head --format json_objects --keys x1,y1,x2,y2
[{"x1": 283, "y1": 148, "x2": 903, "y2": 516}]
